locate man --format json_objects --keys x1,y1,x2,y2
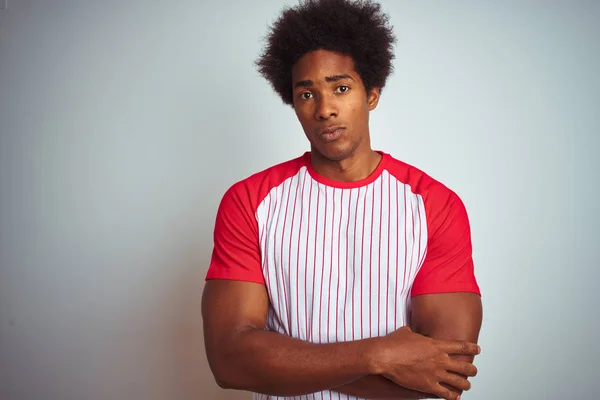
[{"x1": 202, "y1": 1, "x2": 483, "y2": 399}]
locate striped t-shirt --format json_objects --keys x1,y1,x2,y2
[{"x1": 206, "y1": 151, "x2": 480, "y2": 400}]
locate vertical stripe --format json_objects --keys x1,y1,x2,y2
[
  {"x1": 342, "y1": 190, "x2": 351, "y2": 342},
  {"x1": 310, "y1": 185, "x2": 320, "y2": 342},
  {"x1": 335, "y1": 190, "x2": 343, "y2": 341},
  {"x1": 394, "y1": 179, "x2": 399, "y2": 328},
  {"x1": 279, "y1": 180, "x2": 293, "y2": 330},
  {"x1": 295, "y1": 172, "x2": 307, "y2": 338},
  {"x1": 317, "y1": 185, "x2": 327, "y2": 343},
  {"x1": 401, "y1": 184, "x2": 408, "y2": 325},
  {"x1": 360, "y1": 186, "x2": 367, "y2": 339},
  {"x1": 386, "y1": 173, "x2": 391, "y2": 333},
  {"x1": 304, "y1": 177, "x2": 313, "y2": 340},
  {"x1": 270, "y1": 189, "x2": 285, "y2": 325},
  {"x1": 326, "y1": 188, "x2": 336, "y2": 342},
  {"x1": 378, "y1": 176, "x2": 383, "y2": 336},
  {"x1": 286, "y1": 177, "x2": 299, "y2": 333},
  {"x1": 368, "y1": 184, "x2": 375, "y2": 337},
  {"x1": 351, "y1": 187, "x2": 360, "y2": 341}
]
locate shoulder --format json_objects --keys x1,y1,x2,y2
[
  {"x1": 220, "y1": 155, "x2": 307, "y2": 213},
  {"x1": 384, "y1": 153, "x2": 460, "y2": 206}
]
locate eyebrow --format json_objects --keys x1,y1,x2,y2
[{"x1": 294, "y1": 74, "x2": 355, "y2": 89}]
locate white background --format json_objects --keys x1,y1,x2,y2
[{"x1": 1, "y1": 1, "x2": 598, "y2": 399}]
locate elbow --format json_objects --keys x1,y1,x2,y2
[
  {"x1": 214, "y1": 376, "x2": 232, "y2": 390},
  {"x1": 209, "y1": 359, "x2": 237, "y2": 390},
  {"x1": 211, "y1": 369, "x2": 235, "y2": 390},
  {"x1": 208, "y1": 354, "x2": 249, "y2": 391},
  {"x1": 205, "y1": 328, "x2": 261, "y2": 391}
]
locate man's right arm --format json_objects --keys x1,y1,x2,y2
[{"x1": 202, "y1": 279, "x2": 479, "y2": 399}]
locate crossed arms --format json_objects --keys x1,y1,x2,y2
[{"x1": 202, "y1": 279, "x2": 482, "y2": 400}]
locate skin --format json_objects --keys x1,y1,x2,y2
[
  {"x1": 334, "y1": 293, "x2": 483, "y2": 399},
  {"x1": 291, "y1": 49, "x2": 382, "y2": 182},
  {"x1": 202, "y1": 281, "x2": 481, "y2": 399},
  {"x1": 202, "y1": 49, "x2": 483, "y2": 400}
]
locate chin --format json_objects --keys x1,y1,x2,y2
[{"x1": 314, "y1": 144, "x2": 355, "y2": 162}]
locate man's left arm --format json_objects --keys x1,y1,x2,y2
[
  {"x1": 330, "y1": 293, "x2": 482, "y2": 400},
  {"x1": 411, "y1": 292, "x2": 483, "y2": 396},
  {"x1": 409, "y1": 188, "x2": 483, "y2": 397}
]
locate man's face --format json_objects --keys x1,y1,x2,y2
[{"x1": 291, "y1": 49, "x2": 380, "y2": 162}]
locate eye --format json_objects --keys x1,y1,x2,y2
[
  {"x1": 335, "y1": 85, "x2": 350, "y2": 94},
  {"x1": 300, "y1": 92, "x2": 313, "y2": 100}
]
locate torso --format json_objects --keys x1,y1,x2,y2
[
  {"x1": 257, "y1": 166, "x2": 427, "y2": 344},
  {"x1": 207, "y1": 151, "x2": 478, "y2": 400}
]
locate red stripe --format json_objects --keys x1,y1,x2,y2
[
  {"x1": 318, "y1": 187, "x2": 328, "y2": 343},
  {"x1": 360, "y1": 186, "x2": 367, "y2": 339},
  {"x1": 295, "y1": 172, "x2": 307, "y2": 338},
  {"x1": 343, "y1": 190, "x2": 351, "y2": 341},
  {"x1": 386, "y1": 174, "x2": 391, "y2": 334},
  {"x1": 279, "y1": 180, "x2": 293, "y2": 330},
  {"x1": 311, "y1": 184, "x2": 320, "y2": 342},
  {"x1": 326, "y1": 188, "x2": 336, "y2": 342},
  {"x1": 304, "y1": 177, "x2": 313, "y2": 339},
  {"x1": 351, "y1": 188, "x2": 360, "y2": 341},
  {"x1": 335, "y1": 190, "x2": 343, "y2": 341},
  {"x1": 369, "y1": 182, "x2": 375, "y2": 337},
  {"x1": 404, "y1": 195, "x2": 417, "y2": 315},
  {"x1": 378, "y1": 177, "x2": 383, "y2": 336},
  {"x1": 287, "y1": 177, "x2": 300, "y2": 333},
  {"x1": 394, "y1": 180, "x2": 399, "y2": 328},
  {"x1": 270, "y1": 191, "x2": 285, "y2": 323},
  {"x1": 401, "y1": 185, "x2": 409, "y2": 325}
]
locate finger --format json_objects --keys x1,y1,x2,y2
[
  {"x1": 432, "y1": 383, "x2": 461, "y2": 400},
  {"x1": 442, "y1": 340, "x2": 480, "y2": 356},
  {"x1": 446, "y1": 359, "x2": 478, "y2": 377},
  {"x1": 439, "y1": 372, "x2": 471, "y2": 391}
]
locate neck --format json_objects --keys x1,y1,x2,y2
[{"x1": 310, "y1": 147, "x2": 382, "y2": 182}]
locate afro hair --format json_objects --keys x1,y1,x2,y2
[{"x1": 256, "y1": 0, "x2": 397, "y2": 106}]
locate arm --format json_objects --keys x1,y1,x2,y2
[
  {"x1": 332, "y1": 375, "x2": 433, "y2": 399},
  {"x1": 202, "y1": 280, "x2": 478, "y2": 398},
  {"x1": 411, "y1": 292, "x2": 483, "y2": 397},
  {"x1": 202, "y1": 279, "x2": 380, "y2": 397},
  {"x1": 330, "y1": 293, "x2": 482, "y2": 400}
]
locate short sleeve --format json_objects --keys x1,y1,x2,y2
[
  {"x1": 411, "y1": 191, "x2": 480, "y2": 297},
  {"x1": 205, "y1": 183, "x2": 265, "y2": 284}
]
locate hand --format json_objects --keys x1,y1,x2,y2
[{"x1": 372, "y1": 326, "x2": 480, "y2": 400}]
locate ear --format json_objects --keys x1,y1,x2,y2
[{"x1": 367, "y1": 87, "x2": 380, "y2": 111}]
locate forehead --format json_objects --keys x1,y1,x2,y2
[{"x1": 291, "y1": 49, "x2": 359, "y2": 84}]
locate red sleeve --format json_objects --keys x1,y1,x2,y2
[
  {"x1": 205, "y1": 182, "x2": 265, "y2": 284},
  {"x1": 411, "y1": 189, "x2": 480, "y2": 297}
]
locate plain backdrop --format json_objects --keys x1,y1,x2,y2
[{"x1": 1, "y1": 1, "x2": 599, "y2": 399}]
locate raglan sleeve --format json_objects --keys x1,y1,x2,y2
[
  {"x1": 205, "y1": 182, "x2": 265, "y2": 284},
  {"x1": 410, "y1": 189, "x2": 480, "y2": 297}
]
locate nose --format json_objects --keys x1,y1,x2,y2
[{"x1": 314, "y1": 94, "x2": 338, "y2": 120}]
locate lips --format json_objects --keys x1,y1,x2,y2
[
  {"x1": 319, "y1": 126, "x2": 346, "y2": 142},
  {"x1": 321, "y1": 125, "x2": 345, "y2": 134}
]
